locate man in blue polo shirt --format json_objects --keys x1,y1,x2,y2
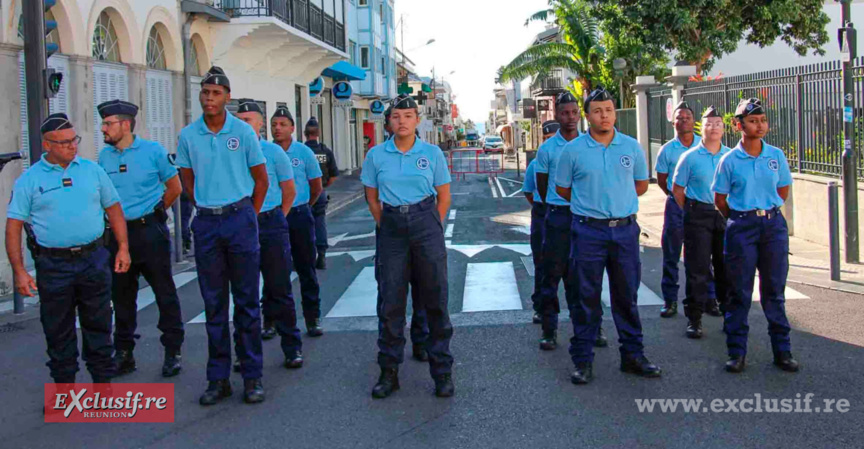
[
  {"x1": 176, "y1": 67, "x2": 269, "y2": 405},
  {"x1": 271, "y1": 106, "x2": 325, "y2": 337},
  {"x1": 655, "y1": 101, "x2": 714, "y2": 318},
  {"x1": 235, "y1": 99, "x2": 303, "y2": 370},
  {"x1": 534, "y1": 92, "x2": 607, "y2": 351},
  {"x1": 556, "y1": 88, "x2": 661, "y2": 385},
  {"x1": 672, "y1": 106, "x2": 731, "y2": 339},
  {"x1": 97, "y1": 99, "x2": 185, "y2": 378},
  {"x1": 712, "y1": 98, "x2": 798, "y2": 374},
  {"x1": 5, "y1": 113, "x2": 131, "y2": 384}
]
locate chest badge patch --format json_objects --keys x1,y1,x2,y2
[
  {"x1": 119, "y1": 164, "x2": 128, "y2": 173},
  {"x1": 620, "y1": 155, "x2": 633, "y2": 168},
  {"x1": 416, "y1": 157, "x2": 431, "y2": 170},
  {"x1": 292, "y1": 158, "x2": 302, "y2": 167},
  {"x1": 227, "y1": 137, "x2": 241, "y2": 151},
  {"x1": 62, "y1": 178, "x2": 73, "y2": 187},
  {"x1": 767, "y1": 159, "x2": 779, "y2": 171}
]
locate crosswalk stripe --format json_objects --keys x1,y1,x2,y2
[
  {"x1": 752, "y1": 277, "x2": 809, "y2": 301},
  {"x1": 326, "y1": 267, "x2": 379, "y2": 318},
  {"x1": 444, "y1": 223, "x2": 454, "y2": 238},
  {"x1": 449, "y1": 209, "x2": 457, "y2": 220},
  {"x1": 600, "y1": 271, "x2": 665, "y2": 306},
  {"x1": 462, "y1": 262, "x2": 523, "y2": 312},
  {"x1": 187, "y1": 274, "x2": 275, "y2": 324}
]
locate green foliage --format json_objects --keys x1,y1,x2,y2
[{"x1": 591, "y1": 0, "x2": 830, "y2": 73}]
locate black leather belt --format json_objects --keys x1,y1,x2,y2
[
  {"x1": 126, "y1": 209, "x2": 166, "y2": 229},
  {"x1": 576, "y1": 214, "x2": 637, "y2": 228},
  {"x1": 730, "y1": 207, "x2": 782, "y2": 220},
  {"x1": 38, "y1": 238, "x2": 103, "y2": 258},
  {"x1": 685, "y1": 198, "x2": 718, "y2": 211},
  {"x1": 383, "y1": 196, "x2": 435, "y2": 214},
  {"x1": 197, "y1": 197, "x2": 251, "y2": 216},
  {"x1": 548, "y1": 204, "x2": 570, "y2": 212},
  {"x1": 258, "y1": 207, "x2": 283, "y2": 220}
]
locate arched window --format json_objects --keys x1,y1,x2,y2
[
  {"x1": 92, "y1": 11, "x2": 121, "y2": 62},
  {"x1": 146, "y1": 26, "x2": 167, "y2": 70},
  {"x1": 190, "y1": 39, "x2": 201, "y2": 76}
]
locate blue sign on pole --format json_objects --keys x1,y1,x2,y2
[
  {"x1": 309, "y1": 77, "x2": 324, "y2": 97},
  {"x1": 333, "y1": 81, "x2": 353, "y2": 100},
  {"x1": 370, "y1": 100, "x2": 385, "y2": 115}
]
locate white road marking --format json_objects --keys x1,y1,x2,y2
[
  {"x1": 462, "y1": 262, "x2": 523, "y2": 312},
  {"x1": 340, "y1": 230, "x2": 377, "y2": 242},
  {"x1": 488, "y1": 176, "x2": 499, "y2": 198},
  {"x1": 447, "y1": 244, "x2": 493, "y2": 258},
  {"x1": 510, "y1": 225, "x2": 532, "y2": 235},
  {"x1": 752, "y1": 277, "x2": 809, "y2": 301},
  {"x1": 328, "y1": 233, "x2": 349, "y2": 247},
  {"x1": 445, "y1": 223, "x2": 455, "y2": 238},
  {"x1": 494, "y1": 176, "x2": 507, "y2": 198},
  {"x1": 449, "y1": 209, "x2": 457, "y2": 221},
  {"x1": 600, "y1": 270, "x2": 665, "y2": 307},
  {"x1": 326, "y1": 267, "x2": 379, "y2": 318},
  {"x1": 498, "y1": 177, "x2": 524, "y2": 185},
  {"x1": 494, "y1": 244, "x2": 533, "y2": 256}
]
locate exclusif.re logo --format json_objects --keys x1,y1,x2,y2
[{"x1": 44, "y1": 383, "x2": 175, "y2": 423}]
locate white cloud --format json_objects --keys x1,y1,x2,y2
[{"x1": 394, "y1": 0, "x2": 549, "y2": 125}]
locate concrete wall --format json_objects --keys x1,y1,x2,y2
[
  {"x1": 787, "y1": 173, "x2": 864, "y2": 256},
  {"x1": 0, "y1": 44, "x2": 24, "y2": 295}
]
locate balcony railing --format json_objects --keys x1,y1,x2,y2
[
  {"x1": 215, "y1": 0, "x2": 346, "y2": 51},
  {"x1": 531, "y1": 69, "x2": 567, "y2": 94}
]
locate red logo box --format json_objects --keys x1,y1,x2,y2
[{"x1": 44, "y1": 383, "x2": 175, "y2": 423}]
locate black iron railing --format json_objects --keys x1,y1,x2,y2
[
  {"x1": 531, "y1": 69, "x2": 567, "y2": 94},
  {"x1": 215, "y1": 0, "x2": 346, "y2": 51}
]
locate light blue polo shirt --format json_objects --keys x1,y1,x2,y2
[
  {"x1": 534, "y1": 130, "x2": 576, "y2": 206},
  {"x1": 260, "y1": 139, "x2": 294, "y2": 213},
  {"x1": 361, "y1": 137, "x2": 451, "y2": 206},
  {"x1": 522, "y1": 159, "x2": 540, "y2": 198},
  {"x1": 711, "y1": 141, "x2": 792, "y2": 211},
  {"x1": 8, "y1": 155, "x2": 120, "y2": 248},
  {"x1": 175, "y1": 112, "x2": 265, "y2": 208},
  {"x1": 98, "y1": 136, "x2": 177, "y2": 220},
  {"x1": 673, "y1": 143, "x2": 731, "y2": 204},
  {"x1": 283, "y1": 140, "x2": 323, "y2": 207},
  {"x1": 656, "y1": 135, "x2": 702, "y2": 191},
  {"x1": 556, "y1": 130, "x2": 649, "y2": 219}
]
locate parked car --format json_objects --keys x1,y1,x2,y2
[
  {"x1": 483, "y1": 135, "x2": 504, "y2": 153},
  {"x1": 466, "y1": 131, "x2": 481, "y2": 148}
]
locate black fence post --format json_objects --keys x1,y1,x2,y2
[{"x1": 796, "y1": 73, "x2": 804, "y2": 173}]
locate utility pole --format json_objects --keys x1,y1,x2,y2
[
  {"x1": 23, "y1": 0, "x2": 51, "y2": 165},
  {"x1": 839, "y1": 0, "x2": 859, "y2": 262}
]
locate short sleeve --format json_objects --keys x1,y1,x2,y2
[
  {"x1": 273, "y1": 148, "x2": 294, "y2": 182},
  {"x1": 535, "y1": 145, "x2": 550, "y2": 174},
  {"x1": 245, "y1": 131, "x2": 265, "y2": 168},
  {"x1": 176, "y1": 135, "x2": 192, "y2": 169},
  {"x1": 433, "y1": 149, "x2": 452, "y2": 186},
  {"x1": 712, "y1": 155, "x2": 733, "y2": 195},
  {"x1": 96, "y1": 165, "x2": 121, "y2": 208},
  {"x1": 6, "y1": 176, "x2": 32, "y2": 221},
  {"x1": 673, "y1": 154, "x2": 691, "y2": 188},
  {"x1": 154, "y1": 144, "x2": 178, "y2": 182},
  {"x1": 633, "y1": 145, "x2": 648, "y2": 181},
  {"x1": 523, "y1": 162, "x2": 536, "y2": 194},
  {"x1": 360, "y1": 150, "x2": 378, "y2": 188},
  {"x1": 777, "y1": 151, "x2": 792, "y2": 188},
  {"x1": 305, "y1": 148, "x2": 323, "y2": 179},
  {"x1": 655, "y1": 145, "x2": 670, "y2": 174},
  {"x1": 555, "y1": 147, "x2": 574, "y2": 189}
]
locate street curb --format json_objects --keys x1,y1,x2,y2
[{"x1": 326, "y1": 190, "x2": 365, "y2": 216}]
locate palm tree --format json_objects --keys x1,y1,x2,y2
[{"x1": 499, "y1": 0, "x2": 607, "y2": 99}]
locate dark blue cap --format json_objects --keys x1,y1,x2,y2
[
  {"x1": 735, "y1": 98, "x2": 765, "y2": 118},
  {"x1": 40, "y1": 113, "x2": 73, "y2": 134},
  {"x1": 202, "y1": 66, "x2": 230, "y2": 92},
  {"x1": 305, "y1": 117, "x2": 319, "y2": 128},
  {"x1": 97, "y1": 99, "x2": 139, "y2": 119},
  {"x1": 542, "y1": 120, "x2": 560, "y2": 135},
  {"x1": 272, "y1": 106, "x2": 294, "y2": 123},
  {"x1": 674, "y1": 100, "x2": 693, "y2": 113},
  {"x1": 583, "y1": 87, "x2": 614, "y2": 112},
  {"x1": 391, "y1": 94, "x2": 418, "y2": 110},
  {"x1": 236, "y1": 99, "x2": 263, "y2": 115},
  {"x1": 702, "y1": 106, "x2": 721, "y2": 119},
  {"x1": 555, "y1": 91, "x2": 578, "y2": 107}
]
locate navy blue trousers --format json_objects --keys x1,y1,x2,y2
[
  {"x1": 538, "y1": 206, "x2": 571, "y2": 332},
  {"x1": 723, "y1": 210, "x2": 792, "y2": 357},
  {"x1": 530, "y1": 202, "x2": 547, "y2": 315},
  {"x1": 682, "y1": 200, "x2": 728, "y2": 319},
  {"x1": 110, "y1": 218, "x2": 184, "y2": 352},
  {"x1": 36, "y1": 246, "x2": 115, "y2": 382},
  {"x1": 287, "y1": 204, "x2": 321, "y2": 324},
  {"x1": 662, "y1": 195, "x2": 715, "y2": 303},
  {"x1": 374, "y1": 228, "x2": 429, "y2": 347},
  {"x1": 258, "y1": 208, "x2": 302, "y2": 357},
  {"x1": 312, "y1": 192, "x2": 329, "y2": 250},
  {"x1": 191, "y1": 200, "x2": 262, "y2": 381},
  {"x1": 568, "y1": 216, "x2": 644, "y2": 364},
  {"x1": 377, "y1": 197, "x2": 453, "y2": 376}
]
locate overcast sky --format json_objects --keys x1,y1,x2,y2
[{"x1": 393, "y1": 0, "x2": 549, "y2": 126}]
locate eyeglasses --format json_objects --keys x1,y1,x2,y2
[
  {"x1": 45, "y1": 135, "x2": 82, "y2": 148},
  {"x1": 101, "y1": 119, "x2": 129, "y2": 127}
]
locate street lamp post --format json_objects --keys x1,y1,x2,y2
[{"x1": 839, "y1": 0, "x2": 859, "y2": 262}]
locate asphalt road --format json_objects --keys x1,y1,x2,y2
[{"x1": 1, "y1": 168, "x2": 862, "y2": 448}]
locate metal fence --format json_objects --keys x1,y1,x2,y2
[
  {"x1": 448, "y1": 149, "x2": 504, "y2": 180},
  {"x1": 646, "y1": 86, "x2": 673, "y2": 175},
  {"x1": 672, "y1": 57, "x2": 864, "y2": 179},
  {"x1": 215, "y1": 0, "x2": 346, "y2": 51},
  {"x1": 616, "y1": 108, "x2": 637, "y2": 139}
]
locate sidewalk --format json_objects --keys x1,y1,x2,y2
[
  {"x1": 638, "y1": 185, "x2": 864, "y2": 295},
  {"x1": 325, "y1": 171, "x2": 365, "y2": 214}
]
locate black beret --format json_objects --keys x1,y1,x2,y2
[
  {"x1": 735, "y1": 98, "x2": 765, "y2": 118},
  {"x1": 542, "y1": 120, "x2": 561, "y2": 135},
  {"x1": 702, "y1": 106, "x2": 721, "y2": 119},
  {"x1": 236, "y1": 99, "x2": 263, "y2": 115},
  {"x1": 673, "y1": 100, "x2": 693, "y2": 113},
  {"x1": 384, "y1": 105, "x2": 393, "y2": 118},
  {"x1": 272, "y1": 106, "x2": 294, "y2": 123},
  {"x1": 305, "y1": 117, "x2": 319, "y2": 128},
  {"x1": 97, "y1": 99, "x2": 139, "y2": 119},
  {"x1": 202, "y1": 66, "x2": 230, "y2": 92},
  {"x1": 41, "y1": 113, "x2": 73, "y2": 134},
  {"x1": 391, "y1": 94, "x2": 418, "y2": 110},
  {"x1": 555, "y1": 91, "x2": 578, "y2": 107},
  {"x1": 583, "y1": 87, "x2": 614, "y2": 112}
]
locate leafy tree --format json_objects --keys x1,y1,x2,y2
[{"x1": 592, "y1": 0, "x2": 830, "y2": 73}]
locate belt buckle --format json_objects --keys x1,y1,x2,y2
[
  {"x1": 756, "y1": 210, "x2": 767, "y2": 217},
  {"x1": 609, "y1": 219, "x2": 620, "y2": 228},
  {"x1": 211, "y1": 206, "x2": 224, "y2": 215},
  {"x1": 399, "y1": 205, "x2": 410, "y2": 214},
  {"x1": 69, "y1": 246, "x2": 83, "y2": 256}
]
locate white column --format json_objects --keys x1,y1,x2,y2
[{"x1": 633, "y1": 75, "x2": 657, "y2": 172}]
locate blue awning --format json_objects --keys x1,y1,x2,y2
[{"x1": 322, "y1": 61, "x2": 367, "y2": 81}]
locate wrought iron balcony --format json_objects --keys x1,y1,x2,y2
[
  {"x1": 214, "y1": 0, "x2": 346, "y2": 52},
  {"x1": 531, "y1": 69, "x2": 567, "y2": 95}
]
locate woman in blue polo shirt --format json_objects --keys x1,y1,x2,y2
[
  {"x1": 712, "y1": 98, "x2": 798, "y2": 374},
  {"x1": 361, "y1": 94, "x2": 454, "y2": 399}
]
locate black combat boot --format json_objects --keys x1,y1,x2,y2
[
  {"x1": 433, "y1": 374, "x2": 455, "y2": 398},
  {"x1": 243, "y1": 378, "x2": 265, "y2": 404},
  {"x1": 199, "y1": 379, "x2": 232, "y2": 406},
  {"x1": 113, "y1": 349, "x2": 136, "y2": 376},
  {"x1": 371, "y1": 367, "x2": 400, "y2": 399},
  {"x1": 162, "y1": 349, "x2": 182, "y2": 377}
]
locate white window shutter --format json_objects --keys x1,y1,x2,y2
[
  {"x1": 93, "y1": 63, "x2": 129, "y2": 159},
  {"x1": 18, "y1": 52, "x2": 30, "y2": 169}
]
